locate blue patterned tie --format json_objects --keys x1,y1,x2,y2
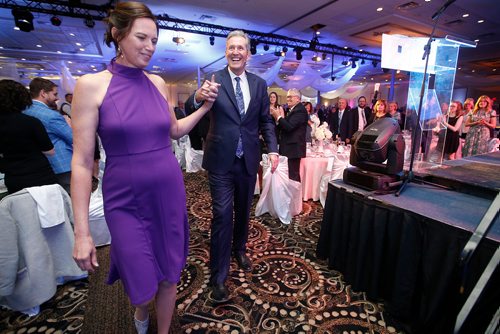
[{"x1": 235, "y1": 77, "x2": 245, "y2": 158}]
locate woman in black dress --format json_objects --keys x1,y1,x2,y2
[
  {"x1": 441, "y1": 101, "x2": 464, "y2": 160},
  {"x1": 0, "y1": 80, "x2": 57, "y2": 194}
]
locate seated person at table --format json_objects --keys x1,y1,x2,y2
[
  {"x1": 0, "y1": 79, "x2": 57, "y2": 194},
  {"x1": 270, "y1": 88, "x2": 308, "y2": 182}
]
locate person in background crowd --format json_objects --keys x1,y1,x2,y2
[
  {"x1": 462, "y1": 95, "x2": 497, "y2": 157},
  {"x1": 185, "y1": 30, "x2": 278, "y2": 303},
  {"x1": 353, "y1": 96, "x2": 372, "y2": 131},
  {"x1": 60, "y1": 93, "x2": 73, "y2": 116},
  {"x1": 0, "y1": 79, "x2": 58, "y2": 194},
  {"x1": 328, "y1": 98, "x2": 353, "y2": 143},
  {"x1": 70, "y1": 3, "x2": 216, "y2": 333},
  {"x1": 271, "y1": 88, "x2": 308, "y2": 182},
  {"x1": 388, "y1": 101, "x2": 403, "y2": 129},
  {"x1": 303, "y1": 101, "x2": 314, "y2": 143},
  {"x1": 24, "y1": 77, "x2": 73, "y2": 195},
  {"x1": 441, "y1": 101, "x2": 464, "y2": 160},
  {"x1": 372, "y1": 99, "x2": 391, "y2": 122}
]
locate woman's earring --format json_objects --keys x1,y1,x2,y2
[{"x1": 117, "y1": 46, "x2": 124, "y2": 58}]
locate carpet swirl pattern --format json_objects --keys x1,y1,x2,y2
[{"x1": 0, "y1": 171, "x2": 404, "y2": 334}]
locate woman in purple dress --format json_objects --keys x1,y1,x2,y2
[{"x1": 70, "y1": 3, "x2": 218, "y2": 333}]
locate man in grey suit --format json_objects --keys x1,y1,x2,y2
[
  {"x1": 185, "y1": 30, "x2": 279, "y2": 302},
  {"x1": 271, "y1": 88, "x2": 308, "y2": 182}
]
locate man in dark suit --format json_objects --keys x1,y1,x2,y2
[
  {"x1": 185, "y1": 30, "x2": 279, "y2": 302},
  {"x1": 328, "y1": 98, "x2": 354, "y2": 143},
  {"x1": 271, "y1": 88, "x2": 308, "y2": 182},
  {"x1": 352, "y1": 96, "x2": 372, "y2": 132}
]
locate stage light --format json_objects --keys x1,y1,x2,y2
[
  {"x1": 331, "y1": 76, "x2": 336, "y2": 81},
  {"x1": 250, "y1": 40, "x2": 257, "y2": 55},
  {"x1": 309, "y1": 36, "x2": 319, "y2": 50},
  {"x1": 361, "y1": 59, "x2": 366, "y2": 65},
  {"x1": 172, "y1": 36, "x2": 185, "y2": 45},
  {"x1": 322, "y1": 52, "x2": 327, "y2": 60},
  {"x1": 312, "y1": 54, "x2": 321, "y2": 62},
  {"x1": 295, "y1": 48, "x2": 303, "y2": 60},
  {"x1": 341, "y1": 59, "x2": 348, "y2": 66},
  {"x1": 372, "y1": 60, "x2": 379, "y2": 68},
  {"x1": 12, "y1": 8, "x2": 34, "y2": 32},
  {"x1": 84, "y1": 16, "x2": 95, "y2": 28},
  {"x1": 263, "y1": 44, "x2": 269, "y2": 51},
  {"x1": 209, "y1": 36, "x2": 215, "y2": 46},
  {"x1": 50, "y1": 16, "x2": 62, "y2": 27},
  {"x1": 351, "y1": 60, "x2": 357, "y2": 69}
]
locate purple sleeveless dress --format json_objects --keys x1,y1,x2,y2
[{"x1": 98, "y1": 61, "x2": 188, "y2": 305}]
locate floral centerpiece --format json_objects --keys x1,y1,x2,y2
[{"x1": 313, "y1": 122, "x2": 333, "y2": 142}]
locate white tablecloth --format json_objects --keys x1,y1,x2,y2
[{"x1": 300, "y1": 148, "x2": 351, "y2": 202}]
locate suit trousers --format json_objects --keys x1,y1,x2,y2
[
  {"x1": 288, "y1": 158, "x2": 301, "y2": 182},
  {"x1": 208, "y1": 156, "x2": 256, "y2": 284}
]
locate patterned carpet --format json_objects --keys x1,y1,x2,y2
[{"x1": 0, "y1": 171, "x2": 405, "y2": 334}]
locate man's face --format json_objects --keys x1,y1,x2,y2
[
  {"x1": 66, "y1": 94, "x2": 73, "y2": 103},
  {"x1": 43, "y1": 87, "x2": 59, "y2": 109},
  {"x1": 225, "y1": 36, "x2": 250, "y2": 76},
  {"x1": 338, "y1": 99, "x2": 347, "y2": 110},
  {"x1": 286, "y1": 92, "x2": 300, "y2": 108},
  {"x1": 358, "y1": 98, "x2": 366, "y2": 108}
]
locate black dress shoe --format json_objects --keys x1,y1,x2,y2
[
  {"x1": 210, "y1": 283, "x2": 229, "y2": 302},
  {"x1": 234, "y1": 252, "x2": 252, "y2": 272}
]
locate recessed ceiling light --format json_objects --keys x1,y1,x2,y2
[
  {"x1": 399, "y1": 78, "x2": 402, "y2": 81},
  {"x1": 474, "y1": 39, "x2": 480, "y2": 42},
  {"x1": 93, "y1": 68, "x2": 97, "y2": 71},
  {"x1": 396, "y1": 70, "x2": 400, "y2": 73},
  {"x1": 425, "y1": 0, "x2": 431, "y2": 2},
  {"x1": 21, "y1": 58, "x2": 26, "y2": 60},
  {"x1": 76, "y1": 42, "x2": 82, "y2": 46},
  {"x1": 371, "y1": 78, "x2": 374, "y2": 80},
  {"x1": 477, "y1": 20, "x2": 484, "y2": 23},
  {"x1": 57, "y1": 51, "x2": 62, "y2": 54},
  {"x1": 492, "y1": 69, "x2": 497, "y2": 72},
  {"x1": 344, "y1": 46, "x2": 348, "y2": 49},
  {"x1": 462, "y1": 14, "x2": 469, "y2": 18},
  {"x1": 69, "y1": 33, "x2": 75, "y2": 36},
  {"x1": 377, "y1": 7, "x2": 383, "y2": 12},
  {"x1": 68, "y1": 61, "x2": 73, "y2": 64},
  {"x1": 79, "y1": 48, "x2": 85, "y2": 51},
  {"x1": 359, "y1": 49, "x2": 363, "y2": 52},
  {"x1": 77, "y1": 70, "x2": 82, "y2": 73},
  {"x1": 458, "y1": 67, "x2": 461, "y2": 70},
  {"x1": 14, "y1": 27, "x2": 20, "y2": 31},
  {"x1": 36, "y1": 44, "x2": 42, "y2": 48},
  {"x1": 0, "y1": 46, "x2": 3, "y2": 49},
  {"x1": 91, "y1": 65, "x2": 95, "y2": 68},
  {"x1": 471, "y1": 69, "x2": 475, "y2": 72}
]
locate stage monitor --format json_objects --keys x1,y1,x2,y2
[{"x1": 349, "y1": 117, "x2": 405, "y2": 175}]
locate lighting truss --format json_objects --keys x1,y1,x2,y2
[{"x1": 0, "y1": 0, "x2": 381, "y2": 61}]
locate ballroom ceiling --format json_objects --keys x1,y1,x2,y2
[{"x1": 0, "y1": 0, "x2": 499, "y2": 93}]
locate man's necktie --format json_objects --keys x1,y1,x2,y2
[
  {"x1": 361, "y1": 108, "x2": 366, "y2": 127},
  {"x1": 235, "y1": 77, "x2": 245, "y2": 158}
]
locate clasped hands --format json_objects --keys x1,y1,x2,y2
[
  {"x1": 270, "y1": 105, "x2": 284, "y2": 121},
  {"x1": 195, "y1": 74, "x2": 220, "y2": 104}
]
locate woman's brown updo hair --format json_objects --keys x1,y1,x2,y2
[{"x1": 103, "y1": 2, "x2": 158, "y2": 54}]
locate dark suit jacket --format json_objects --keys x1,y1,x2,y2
[
  {"x1": 277, "y1": 102, "x2": 308, "y2": 159},
  {"x1": 352, "y1": 106, "x2": 372, "y2": 129},
  {"x1": 185, "y1": 67, "x2": 277, "y2": 174},
  {"x1": 328, "y1": 108, "x2": 354, "y2": 142}
]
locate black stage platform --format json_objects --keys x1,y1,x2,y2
[
  {"x1": 415, "y1": 151, "x2": 500, "y2": 200},
  {"x1": 317, "y1": 152, "x2": 500, "y2": 334}
]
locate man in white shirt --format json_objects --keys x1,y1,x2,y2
[{"x1": 353, "y1": 96, "x2": 372, "y2": 132}]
